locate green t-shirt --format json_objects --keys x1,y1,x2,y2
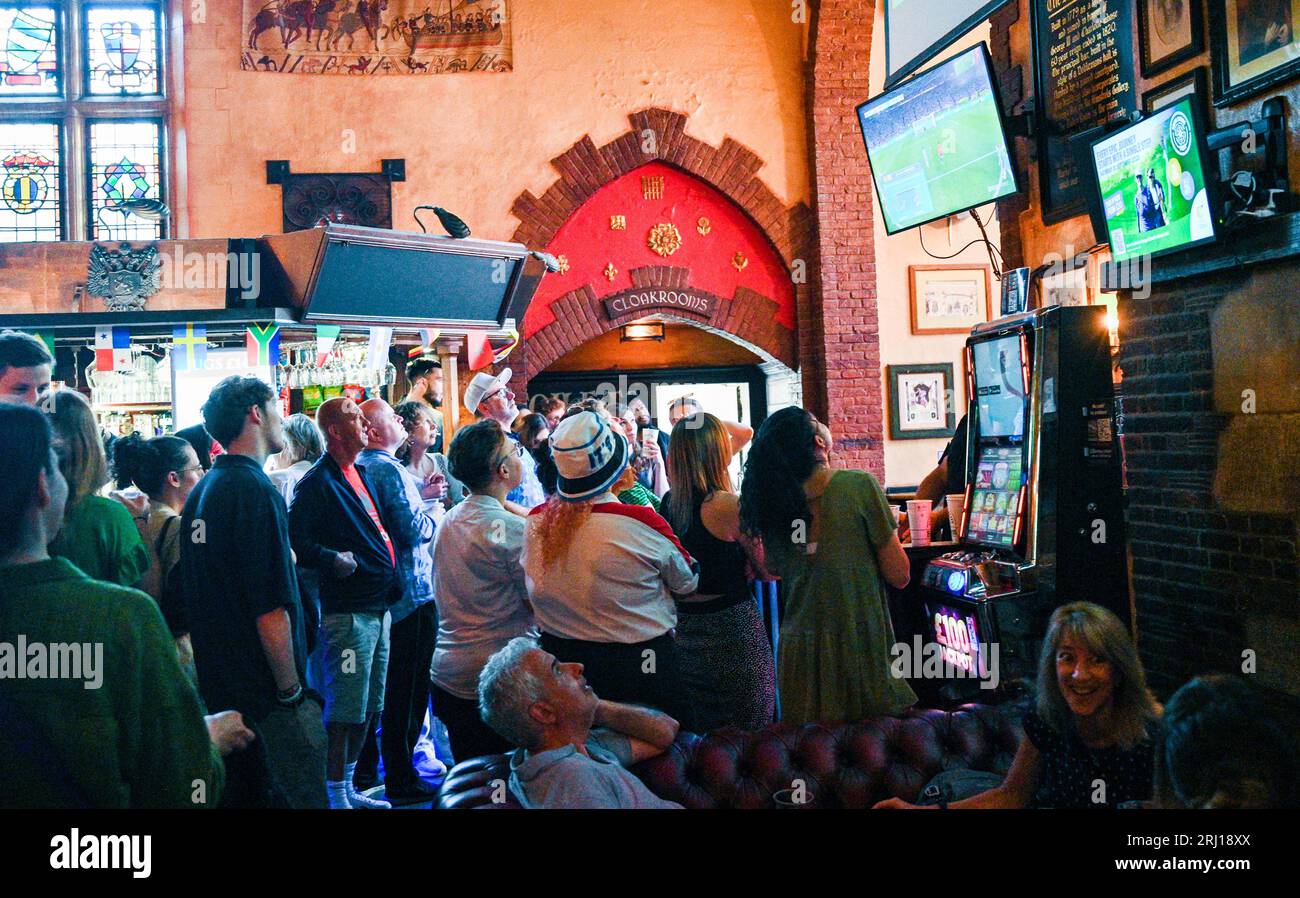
[
  {"x1": 49, "y1": 494, "x2": 150, "y2": 587},
  {"x1": 618, "y1": 481, "x2": 661, "y2": 512},
  {"x1": 0, "y1": 558, "x2": 223, "y2": 808}
]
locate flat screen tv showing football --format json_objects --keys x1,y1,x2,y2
[
  {"x1": 857, "y1": 44, "x2": 1018, "y2": 235},
  {"x1": 1089, "y1": 96, "x2": 1217, "y2": 263}
]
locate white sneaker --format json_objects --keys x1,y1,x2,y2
[{"x1": 348, "y1": 788, "x2": 392, "y2": 810}]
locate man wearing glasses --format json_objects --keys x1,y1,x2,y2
[{"x1": 463, "y1": 368, "x2": 546, "y2": 510}]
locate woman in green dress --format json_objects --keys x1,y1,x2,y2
[{"x1": 739, "y1": 406, "x2": 915, "y2": 725}]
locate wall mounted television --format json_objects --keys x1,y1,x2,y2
[
  {"x1": 857, "y1": 43, "x2": 1019, "y2": 235},
  {"x1": 884, "y1": 0, "x2": 1014, "y2": 88},
  {"x1": 1088, "y1": 96, "x2": 1218, "y2": 263}
]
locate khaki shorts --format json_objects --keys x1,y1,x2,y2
[{"x1": 320, "y1": 611, "x2": 391, "y2": 725}]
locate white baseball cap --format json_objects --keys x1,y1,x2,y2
[{"x1": 463, "y1": 367, "x2": 512, "y2": 415}]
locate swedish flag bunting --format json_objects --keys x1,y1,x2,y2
[{"x1": 171, "y1": 324, "x2": 208, "y2": 371}]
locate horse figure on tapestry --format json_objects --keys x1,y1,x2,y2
[{"x1": 331, "y1": 0, "x2": 389, "y2": 52}]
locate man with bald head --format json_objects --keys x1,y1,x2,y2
[
  {"x1": 289, "y1": 396, "x2": 399, "y2": 809},
  {"x1": 354, "y1": 398, "x2": 444, "y2": 800}
]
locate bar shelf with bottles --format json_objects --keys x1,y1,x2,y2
[
  {"x1": 88, "y1": 350, "x2": 174, "y2": 438},
  {"x1": 277, "y1": 339, "x2": 398, "y2": 416}
]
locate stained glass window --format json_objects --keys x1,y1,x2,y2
[
  {"x1": 86, "y1": 5, "x2": 160, "y2": 95},
  {"x1": 0, "y1": 6, "x2": 60, "y2": 96},
  {"x1": 0, "y1": 123, "x2": 62, "y2": 240},
  {"x1": 0, "y1": 2, "x2": 168, "y2": 243},
  {"x1": 89, "y1": 119, "x2": 162, "y2": 241}
]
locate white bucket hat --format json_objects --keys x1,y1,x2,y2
[{"x1": 550, "y1": 411, "x2": 629, "y2": 502}]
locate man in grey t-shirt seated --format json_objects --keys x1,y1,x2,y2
[{"x1": 477, "y1": 637, "x2": 683, "y2": 808}]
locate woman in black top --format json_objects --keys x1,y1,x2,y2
[
  {"x1": 661, "y1": 413, "x2": 775, "y2": 733},
  {"x1": 877, "y1": 601, "x2": 1160, "y2": 809}
]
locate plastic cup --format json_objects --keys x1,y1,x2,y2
[
  {"x1": 946, "y1": 493, "x2": 966, "y2": 538},
  {"x1": 906, "y1": 499, "x2": 932, "y2": 546}
]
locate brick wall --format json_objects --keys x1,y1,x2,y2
[
  {"x1": 989, "y1": 1, "x2": 1028, "y2": 271},
  {"x1": 1120, "y1": 270, "x2": 1300, "y2": 697},
  {"x1": 806, "y1": 0, "x2": 884, "y2": 477}
]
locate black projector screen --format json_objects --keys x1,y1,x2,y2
[{"x1": 884, "y1": 0, "x2": 1013, "y2": 87}]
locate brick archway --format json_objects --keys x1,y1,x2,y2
[{"x1": 507, "y1": 108, "x2": 815, "y2": 392}]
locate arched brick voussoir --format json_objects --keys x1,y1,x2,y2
[{"x1": 509, "y1": 107, "x2": 816, "y2": 273}]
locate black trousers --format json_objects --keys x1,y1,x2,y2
[
  {"x1": 539, "y1": 630, "x2": 695, "y2": 730},
  {"x1": 356, "y1": 602, "x2": 438, "y2": 787},
  {"x1": 430, "y1": 683, "x2": 513, "y2": 763}
]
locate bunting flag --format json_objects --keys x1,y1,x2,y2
[
  {"x1": 492, "y1": 327, "x2": 521, "y2": 365},
  {"x1": 24, "y1": 331, "x2": 55, "y2": 359},
  {"x1": 366, "y1": 326, "x2": 393, "y2": 371},
  {"x1": 465, "y1": 329, "x2": 494, "y2": 371},
  {"x1": 315, "y1": 324, "x2": 341, "y2": 366},
  {"x1": 171, "y1": 324, "x2": 208, "y2": 371},
  {"x1": 407, "y1": 327, "x2": 441, "y2": 359},
  {"x1": 94, "y1": 326, "x2": 132, "y2": 372},
  {"x1": 247, "y1": 323, "x2": 281, "y2": 367}
]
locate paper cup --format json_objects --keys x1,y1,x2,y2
[
  {"x1": 906, "y1": 499, "x2": 932, "y2": 547},
  {"x1": 946, "y1": 493, "x2": 966, "y2": 537}
]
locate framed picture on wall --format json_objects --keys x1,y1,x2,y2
[
  {"x1": 1035, "y1": 253, "x2": 1092, "y2": 308},
  {"x1": 1140, "y1": 0, "x2": 1205, "y2": 77},
  {"x1": 888, "y1": 363, "x2": 957, "y2": 440},
  {"x1": 908, "y1": 264, "x2": 993, "y2": 335},
  {"x1": 1209, "y1": 0, "x2": 1300, "y2": 106},
  {"x1": 1143, "y1": 66, "x2": 1210, "y2": 113}
]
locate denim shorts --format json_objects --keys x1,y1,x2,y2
[{"x1": 320, "y1": 611, "x2": 391, "y2": 725}]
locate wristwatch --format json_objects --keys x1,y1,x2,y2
[{"x1": 921, "y1": 782, "x2": 949, "y2": 809}]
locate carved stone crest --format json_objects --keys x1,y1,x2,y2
[{"x1": 87, "y1": 243, "x2": 162, "y2": 312}]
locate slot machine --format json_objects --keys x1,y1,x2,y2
[{"x1": 918, "y1": 305, "x2": 1128, "y2": 697}]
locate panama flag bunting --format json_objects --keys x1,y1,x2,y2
[
  {"x1": 315, "y1": 324, "x2": 341, "y2": 366},
  {"x1": 247, "y1": 323, "x2": 281, "y2": 367},
  {"x1": 171, "y1": 323, "x2": 208, "y2": 371},
  {"x1": 94, "y1": 326, "x2": 132, "y2": 372}
]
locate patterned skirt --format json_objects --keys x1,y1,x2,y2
[{"x1": 675, "y1": 598, "x2": 777, "y2": 733}]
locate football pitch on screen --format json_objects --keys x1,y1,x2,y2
[{"x1": 872, "y1": 96, "x2": 1012, "y2": 231}]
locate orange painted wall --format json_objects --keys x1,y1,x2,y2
[{"x1": 181, "y1": 0, "x2": 810, "y2": 241}]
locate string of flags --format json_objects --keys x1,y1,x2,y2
[
  {"x1": 171, "y1": 324, "x2": 208, "y2": 371},
  {"x1": 315, "y1": 324, "x2": 341, "y2": 366},
  {"x1": 94, "y1": 326, "x2": 132, "y2": 372},
  {"x1": 247, "y1": 323, "x2": 280, "y2": 367},
  {"x1": 407, "y1": 328, "x2": 441, "y2": 359}
]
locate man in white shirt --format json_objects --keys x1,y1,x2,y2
[
  {"x1": 431, "y1": 419, "x2": 540, "y2": 762},
  {"x1": 478, "y1": 637, "x2": 682, "y2": 809}
]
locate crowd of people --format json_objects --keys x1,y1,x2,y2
[{"x1": 0, "y1": 329, "x2": 1295, "y2": 811}]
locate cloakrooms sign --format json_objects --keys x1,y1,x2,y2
[{"x1": 603, "y1": 289, "x2": 716, "y2": 319}]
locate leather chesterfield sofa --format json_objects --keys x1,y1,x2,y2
[{"x1": 436, "y1": 702, "x2": 1025, "y2": 809}]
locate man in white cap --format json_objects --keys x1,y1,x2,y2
[{"x1": 464, "y1": 368, "x2": 546, "y2": 510}]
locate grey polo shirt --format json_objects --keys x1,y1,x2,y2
[{"x1": 508, "y1": 729, "x2": 682, "y2": 809}]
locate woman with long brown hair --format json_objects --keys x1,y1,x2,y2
[
  {"x1": 661, "y1": 413, "x2": 775, "y2": 732},
  {"x1": 877, "y1": 602, "x2": 1160, "y2": 809},
  {"x1": 739, "y1": 406, "x2": 913, "y2": 725},
  {"x1": 47, "y1": 390, "x2": 150, "y2": 587},
  {"x1": 522, "y1": 411, "x2": 699, "y2": 726}
]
